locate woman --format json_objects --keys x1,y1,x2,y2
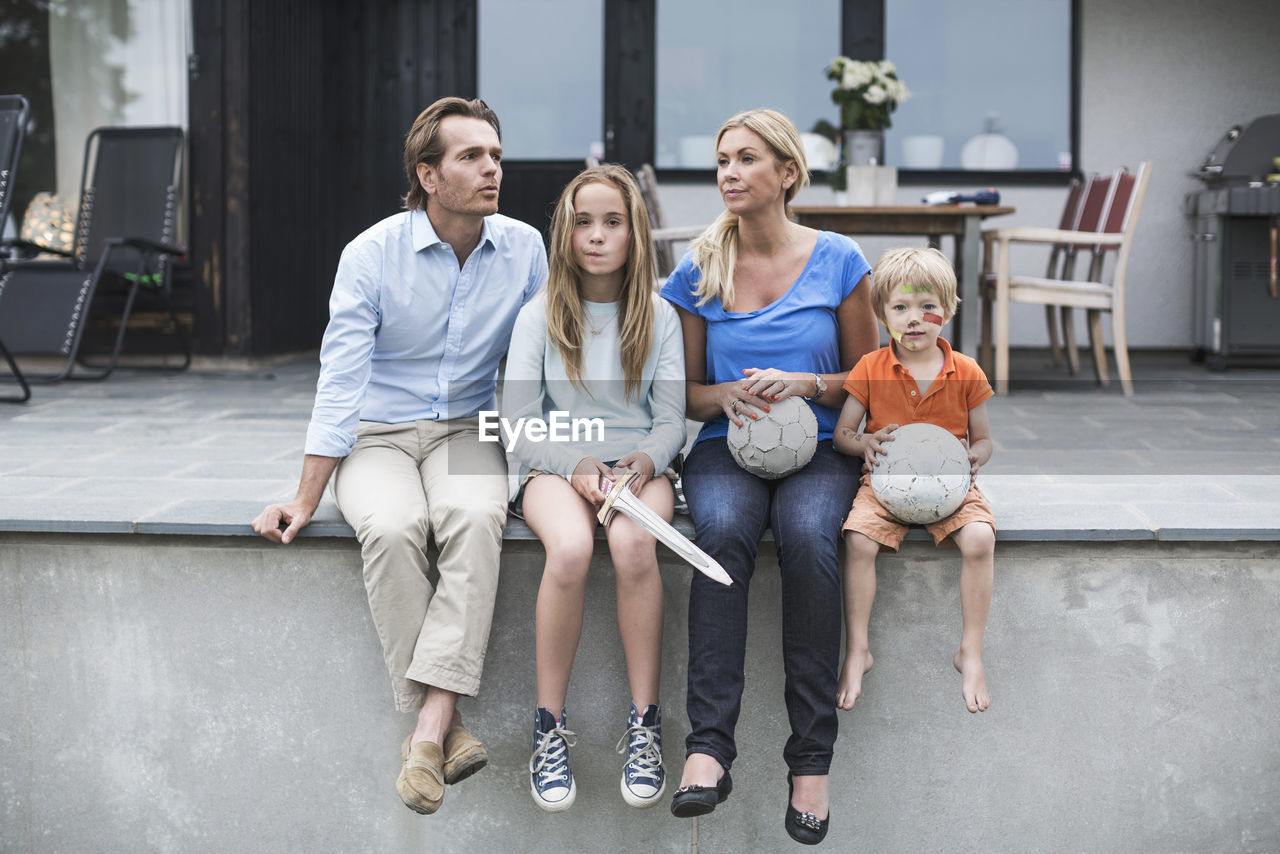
[
  {"x1": 502, "y1": 165, "x2": 686, "y2": 812},
  {"x1": 659, "y1": 109, "x2": 877, "y2": 845}
]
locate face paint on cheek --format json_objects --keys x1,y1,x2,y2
[
  {"x1": 923, "y1": 312, "x2": 944, "y2": 326},
  {"x1": 888, "y1": 326, "x2": 902, "y2": 342}
]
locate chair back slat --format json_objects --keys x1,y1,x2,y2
[
  {"x1": 76, "y1": 127, "x2": 184, "y2": 272},
  {"x1": 0, "y1": 95, "x2": 31, "y2": 227},
  {"x1": 1056, "y1": 178, "x2": 1084, "y2": 230},
  {"x1": 637, "y1": 163, "x2": 676, "y2": 278},
  {"x1": 1101, "y1": 169, "x2": 1137, "y2": 234},
  {"x1": 1074, "y1": 174, "x2": 1112, "y2": 233},
  {"x1": 1046, "y1": 177, "x2": 1084, "y2": 277}
]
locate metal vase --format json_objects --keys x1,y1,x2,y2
[{"x1": 844, "y1": 130, "x2": 883, "y2": 166}]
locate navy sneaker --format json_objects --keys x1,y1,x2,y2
[
  {"x1": 616, "y1": 703, "x2": 665, "y2": 808},
  {"x1": 530, "y1": 707, "x2": 576, "y2": 811}
]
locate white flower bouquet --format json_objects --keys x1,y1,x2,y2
[{"x1": 826, "y1": 56, "x2": 910, "y2": 131}]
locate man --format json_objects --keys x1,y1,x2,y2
[{"x1": 251, "y1": 97, "x2": 547, "y2": 815}]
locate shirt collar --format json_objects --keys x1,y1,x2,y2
[
  {"x1": 411, "y1": 208, "x2": 499, "y2": 253},
  {"x1": 889, "y1": 336, "x2": 958, "y2": 377}
]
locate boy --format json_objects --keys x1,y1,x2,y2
[{"x1": 833, "y1": 247, "x2": 996, "y2": 714}]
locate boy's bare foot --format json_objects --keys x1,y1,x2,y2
[
  {"x1": 953, "y1": 649, "x2": 990, "y2": 712},
  {"x1": 836, "y1": 648, "x2": 873, "y2": 710}
]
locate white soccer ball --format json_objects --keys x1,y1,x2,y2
[
  {"x1": 727, "y1": 395, "x2": 819, "y2": 479},
  {"x1": 870, "y1": 422, "x2": 971, "y2": 524}
]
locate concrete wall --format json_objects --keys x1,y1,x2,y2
[
  {"x1": 4, "y1": 533, "x2": 1279, "y2": 852},
  {"x1": 659, "y1": 0, "x2": 1280, "y2": 350}
]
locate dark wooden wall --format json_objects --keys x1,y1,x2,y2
[{"x1": 190, "y1": 0, "x2": 477, "y2": 357}]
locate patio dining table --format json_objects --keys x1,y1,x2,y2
[{"x1": 792, "y1": 204, "x2": 1014, "y2": 351}]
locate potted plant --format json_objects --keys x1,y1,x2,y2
[{"x1": 826, "y1": 57, "x2": 910, "y2": 167}]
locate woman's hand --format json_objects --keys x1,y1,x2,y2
[
  {"x1": 740, "y1": 367, "x2": 816, "y2": 403},
  {"x1": 570, "y1": 457, "x2": 614, "y2": 506},
  {"x1": 612, "y1": 451, "x2": 657, "y2": 491},
  {"x1": 718, "y1": 381, "x2": 770, "y2": 428},
  {"x1": 862, "y1": 424, "x2": 899, "y2": 468}
]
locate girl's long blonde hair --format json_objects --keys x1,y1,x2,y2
[
  {"x1": 690, "y1": 108, "x2": 810, "y2": 308},
  {"x1": 547, "y1": 165, "x2": 656, "y2": 400}
]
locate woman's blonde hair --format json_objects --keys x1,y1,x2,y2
[
  {"x1": 870, "y1": 247, "x2": 959, "y2": 324},
  {"x1": 690, "y1": 108, "x2": 810, "y2": 308},
  {"x1": 547, "y1": 165, "x2": 656, "y2": 400}
]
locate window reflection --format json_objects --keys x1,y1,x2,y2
[
  {"x1": 885, "y1": 0, "x2": 1071, "y2": 170},
  {"x1": 655, "y1": 0, "x2": 841, "y2": 169},
  {"x1": 479, "y1": 0, "x2": 604, "y2": 161}
]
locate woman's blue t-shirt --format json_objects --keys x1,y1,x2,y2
[{"x1": 659, "y1": 230, "x2": 872, "y2": 443}]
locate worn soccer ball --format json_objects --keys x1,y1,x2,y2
[
  {"x1": 727, "y1": 395, "x2": 819, "y2": 479},
  {"x1": 870, "y1": 422, "x2": 971, "y2": 524}
]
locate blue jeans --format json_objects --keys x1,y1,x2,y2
[{"x1": 682, "y1": 438, "x2": 859, "y2": 775}]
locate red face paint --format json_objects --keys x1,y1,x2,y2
[{"x1": 923, "y1": 312, "x2": 944, "y2": 326}]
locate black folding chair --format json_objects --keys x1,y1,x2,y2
[
  {"x1": 0, "y1": 126, "x2": 188, "y2": 381},
  {"x1": 0, "y1": 94, "x2": 32, "y2": 401}
]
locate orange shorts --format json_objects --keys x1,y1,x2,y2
[{"x1": 841, "y1": 473, "x2": 996, "y2": 552}]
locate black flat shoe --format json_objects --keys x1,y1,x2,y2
[
  {"x1": 785, "y1": 772, "x2": 830, "y2": 845},
  {"x1": 670, "y1": 769, "x2": 733, "y2": 818}
]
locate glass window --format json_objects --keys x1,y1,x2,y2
[
  {"x1": 655, "y1": 0, "x2": 842, "y2": 168},
  {"x1": 885, "y1": 0, "x2": 1072, "y2": 170},
  {"x1": 478, "y1": 0, "x2": 603, "y2": 161}
]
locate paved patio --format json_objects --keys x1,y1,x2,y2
[{"x1": 1, "y1": 349, "x2": 1278, "y2": 541}]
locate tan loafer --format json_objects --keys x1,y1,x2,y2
[
  {"x1": 396, "y1": 736, "x2": 445, "y2": 814},
  {"x1": 443, "y1": 724, "x2": 488, "y2": 785}
]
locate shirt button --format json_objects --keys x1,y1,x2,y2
[{"x1": 910, "y1": 390, "x2": 917, "y2": 396}]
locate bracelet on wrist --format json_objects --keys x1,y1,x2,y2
[{"x1": 802, "y1": 372, "x2": 827, "y2": 400}]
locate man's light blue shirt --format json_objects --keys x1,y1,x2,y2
[{"x1": 305, "y1": 208, "x2": 548, "y2": 458}]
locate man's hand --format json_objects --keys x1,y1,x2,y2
[
  {"x1": 251, "y1": 454, "x2": 339, "y2": 544},
  {"x1": 251, "y1": 500, "x2": 315, "y2": 544}
]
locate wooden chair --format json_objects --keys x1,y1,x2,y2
[
  {"x1": 983, "y1": 174, "x2": 1107, "y2": 376},
  {"x1": 980, "y1": 161, "x2": 1152, "y2": 395},
  {"x1": 636, "y1": 163, "x2": 707, "y2": 283}
]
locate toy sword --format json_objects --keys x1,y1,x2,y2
[{"x1": 597, "y1": 470, "x2": 732, "y2": 586}]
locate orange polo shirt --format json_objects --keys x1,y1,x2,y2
[{"x1": 842, "y1": 338, "x2": 993, "y2": 441}]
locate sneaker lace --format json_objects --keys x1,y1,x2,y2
[
  {"x1": 615, "y1": 724, "x2": 662, "y2": 785},
  {"x1": 530, "y1": 726, "x2": 576, "y2": 787}
]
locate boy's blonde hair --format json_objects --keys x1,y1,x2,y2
[{"x1": 870, "y1": 247, "x2": 959, "y2": 324}]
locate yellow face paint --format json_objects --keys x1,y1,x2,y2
[
  {"x1": 897, "y1": 284, "x2": 936, "y2": 294},
  {"x1": 888, "y1": 326, "x2": 902, "y2": 342}
]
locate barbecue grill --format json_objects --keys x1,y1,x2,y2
[{"x1": 1187, "y1": 114, "x2": 1280, "y2": 368}]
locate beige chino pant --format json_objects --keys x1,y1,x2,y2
[{"x1": 332, "y1": 418, "x2": 507, "y2": 713}]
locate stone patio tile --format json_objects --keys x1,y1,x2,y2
[
  {"x1": 983, "y1": 449, "x2": 1156, "y2": 476},
  {"x1": 981, "y1": 480, "x2": 1242, "y2": 507},
  {"x1": 50, "y1": 476, "x2": 293, "y2": 503},
  {"x1": 0, "y1": 496, "x2": 164, "y2": 532},
  {"x1": 987, "y1": 501, "x2": 1155, "y2": 540},
  {"x1": 1130, "y1": 502, "x2": 1280, "y2": 541},
  {"x1": 186, "y1": 430, "x2": 312, "y2": 448},
  {"x1": 136, "y1": 497, "x2": 356, "y2": 537},
  {"x1": 180, "y1": 461, "x2": 303, "y2": 481},
  {"x1": 1219, "y1": 477, "x2": 1280, "y2": 502},
  {"x1": 20, "y1": 455, "x2": 201, "y2": 478},
  {"x1": 0, "y1": 475, "x2": 86, "y2": 498}
]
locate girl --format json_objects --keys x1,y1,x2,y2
[{"x1": 501, "y1": 165, "x2": 686, "y2": 812}]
